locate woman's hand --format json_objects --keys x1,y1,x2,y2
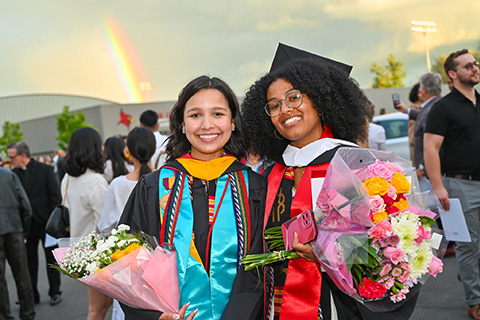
[
  {"x1": 159, "y1": 303, "x2": 198, "y2": 320},
  {"x1": 291, "y1": 232, "x2": 318, "y2": 262}
]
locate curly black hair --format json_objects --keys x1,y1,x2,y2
[
  {"x1": 241, "y1": 59, "x2": 370, "y2": 162},
  {"x1": 165, "y1": 75, "x2": 247, "y2": 161}
]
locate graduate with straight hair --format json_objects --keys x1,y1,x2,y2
[{"x1": 119, "y1": 75, "x2": 266, "y2": 320}]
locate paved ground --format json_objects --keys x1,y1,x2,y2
[{"x1": 5, "y1": 246, "x2": 467, "y2": 319}]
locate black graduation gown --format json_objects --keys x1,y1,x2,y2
[{"x1": 118, "y1": 159, "x2": 266, "y2": 320}]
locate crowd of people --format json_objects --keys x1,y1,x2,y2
[{"x1": 0, "y1": 46, "x2": 478, "y2": 320}]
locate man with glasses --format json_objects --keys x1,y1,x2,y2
[
  {"x1": 7, "y1": 142, "x2": 63, "y2": 306},
  {"x1": 424, "y1": 49, "x2": 480, "y2": 320}
]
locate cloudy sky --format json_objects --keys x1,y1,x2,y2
[{"x1": 1, "y1": 0, "x2": 479, "y2": 104}]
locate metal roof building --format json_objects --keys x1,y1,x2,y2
[{"x1": 1, "y1": 93, "x2": 174, "y2": 155}]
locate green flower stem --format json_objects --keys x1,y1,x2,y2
[{"x1": 242, "y1": 250, "x2": 300, "y2": 271}]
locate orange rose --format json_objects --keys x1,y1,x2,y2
[
  {"x1": 393, "y1": 198, "x2": 409, "y2": 211},
  {"x1": 373, "y1": 211, "x2": 388, "y2": 224},
  {"x1": 364, "y1": 177, "x2": 389, "y2": 196},
  {"x1": 124, "y1": 243, "x2": 143, "y2": 255},
  {"x1": 391, "y1": 172, "x2": 410, "y2": 194},
  {"x1": 111, "y1": 243, "x2": 143, "y2": 262}
]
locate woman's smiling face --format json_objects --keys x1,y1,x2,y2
[
  {"x1": 267, "y1": 78, "x2": 323, "y2": 148},
  {"x1": 183, "y1": 88, "x2": 234, "y2": 161}
]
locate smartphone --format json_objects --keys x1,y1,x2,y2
[
  {"x1": 282, "y1": 210, "x2": 317, "y2": 251},
  {"x1": 392, "y1": 93, "x2": 401, "y2": 109}
]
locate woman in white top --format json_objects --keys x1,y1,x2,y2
[
  {"x1": 98, "y1": 127, "x2": 156, "y2": 320},
  {"x1": 61, "y1": 127, "x2": 110, "y2": 320},
  {"x1": 98, "y1": 128, "x2": 156, "y2": 234}
]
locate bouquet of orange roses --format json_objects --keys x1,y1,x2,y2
[
  {"x1": 312, "y1": 148, "x2": 446, "y2": 310},
  {"x1": 52, "y1": 225, "x2": 179, "y2": 313}
]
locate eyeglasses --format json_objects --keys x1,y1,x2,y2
[
  {"x1": 460, "y1": 61, "x2": 480, "y2": 71},
  {"x1": 8, "y1": 154, "x2": 19, "y2": 160},
  {"x1": 264, "y1": 90, "x2": 303, "y2": 117}
]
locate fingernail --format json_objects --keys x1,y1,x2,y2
[
  {"x1": 193, "y1": 308, "x2": 199, "y2": 315},
  {"x1": 173, "y1": 315, "x2": 180, "y2": 320},
  {"x1": 187, "y1": 301, "x2": 191, "y2": 307}
]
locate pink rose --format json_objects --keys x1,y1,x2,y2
[
  {"x1": 385, "y1": 161, "x2": 404, "y2": 175},
  {"x1": 415, "y1": 225, "x2": 431, "y2": 245},
  {"x1": 427, "y1": 256, "x2": 443, "y2": 277},
  {"x1": 368, "y1": 219, "x2": 393, "y2": 242},
  {"x1": 368, "y1": 160, "x2": 396, "y2": 181},
  {"x1": 387, "y1": 184, "x2": 397, "y2": 200},
  {"x1": 383, "y1": 246, "x2": 404, "y2": 264},
  {"x1": 370, "y1": 196, "x2": 386, "y2": 213}
]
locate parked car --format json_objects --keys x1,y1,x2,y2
[{"x1": 373, "y1": 112, "x2": 409, "y2": 161}]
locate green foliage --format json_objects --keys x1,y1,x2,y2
[
  {"x1": 370, "y1": 54, "x2": 407, "y2": 88},
  {"x1": 432, "y1": 54, "x2": 449, "y2": 83},
  {"x1": 56, "y1": 106, "x2": 92, "y2": 150},
  {"x1": 0, "y1": 121, "x2": 23, "y2": 159}
]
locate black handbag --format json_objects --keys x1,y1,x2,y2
[{"x1": 46, "y1": 176, "x2": 70, "y2": 238}]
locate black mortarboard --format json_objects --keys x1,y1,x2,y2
[{"x1": 269, "y1": 43, "x2": 353, "y2": 75}]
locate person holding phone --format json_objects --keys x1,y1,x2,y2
[
  {"x1": 242, "y1": 44, "x2": 420, "y2": 320},
  {"x1": 396, "y1": 73, "x2": 442, "y2": 184},
  {"x1": 119, "y1": 75, "x2": 266, "y2": 320}
]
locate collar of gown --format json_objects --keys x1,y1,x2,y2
[{"x1": 282, "y1": 138, "x2": 358, "y2": 167}]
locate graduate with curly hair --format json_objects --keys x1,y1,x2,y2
[{"x1": 241, "y1": 44, "x2": 419, "y2": 320}]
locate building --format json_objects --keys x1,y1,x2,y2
[
  {"x1": 1, "y1": 85, "x2": 450, "y2": 156},
  {"x1": 1, "y1": 93, "x2": 173, "y2": 155}
]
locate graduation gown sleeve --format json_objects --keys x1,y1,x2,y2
[{"x1": 118, "y1": 170, "x2": 164, "y2": 320}]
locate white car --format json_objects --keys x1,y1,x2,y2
[{"x1": 373, "y1": 112, "x2": 409, "y2": 160}]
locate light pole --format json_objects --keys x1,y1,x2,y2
[{"x1": 411, "y1": 20, "x2": 437, "y2": 72}]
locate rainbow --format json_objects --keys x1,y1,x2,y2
[{"x1": 103, "y1": 18, "x2": 147, "y2": 103}]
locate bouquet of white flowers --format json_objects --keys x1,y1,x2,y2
[{"x1": 53, "y1": 224, "x2": 179, "y2": 313}]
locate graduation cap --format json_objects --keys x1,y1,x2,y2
[{"x1": 269, "y1": 43, "x2": 353, "y2": 75}]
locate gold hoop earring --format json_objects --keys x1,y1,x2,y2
[{"x1": 274, "y1": 129, "x2": 284, "y2": 140}]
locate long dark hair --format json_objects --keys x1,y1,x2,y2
[
  {"x1": 242, "y1": 59, "x2": 370, "y2": 162},
  {"x1": 165, "y1": 75, "x2": 247, "y2": 161},
  {"x1": 63, "y1": 127, "x2": 104, "y2": 177},
  {"x1": 127, "y1": 127, "x2": 156, "y2": 179},
  {"x1": 104, "y1": 136, "x2": 129, "y2": 180}
]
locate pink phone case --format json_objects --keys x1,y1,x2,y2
[{"x1": 282, "y1": 210, "x2": 317, "y2": 251}]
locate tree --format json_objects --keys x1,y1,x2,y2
[
  {"x1": 56, "y1": 106, "x2": 92, "y2": 150},
  {"x1": 0, "y1": 121, "x2": 23, "y2": 159},
  {"x1": 370, "y1": 54, "x2": 407, "y2": 88},
  {"x1": 432, "y1": 54, "x2": 449, "y2": 83}
]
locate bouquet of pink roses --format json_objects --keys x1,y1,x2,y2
[{"x1": 313, "y1": 148, "x2": 445, "y2": 310}]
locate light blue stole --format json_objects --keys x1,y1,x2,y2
[{"x1": 159, "y1": 167, "x2": 250, "y2": 319}]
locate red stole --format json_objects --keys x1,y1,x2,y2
[
  {"x1": 265, "y1": 126, "x2": 334, "y2": 319},
  {"x1": 266, "y1": 163, "x2": 329, "y2": 319}
]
